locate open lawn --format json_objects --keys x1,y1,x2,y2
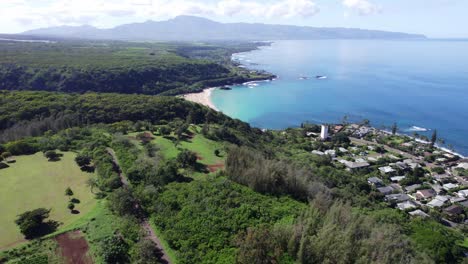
[{"x1": 0, "y1": 152, "x2": 97, "y2": 250}]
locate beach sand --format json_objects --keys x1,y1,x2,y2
[{"x1": 181, "y1": 88, "x2": 218, "y2": 111}]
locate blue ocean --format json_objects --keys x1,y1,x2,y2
[{"x1": 211, "y1": 40, "x2": 468, "y2": 156}]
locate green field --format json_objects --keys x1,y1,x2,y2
[{"x1": 0, "y1": 152, "x2": 97, "y2": 249}]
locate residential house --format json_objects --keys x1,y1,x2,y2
[
  {"x1": 415, "y1": 189, "x2": 436, "y2": 201},
  {"x1": 390, "y1": 176, "x2": 406, "y2": 182},
  {"x1": 444, "y1": 205, "x2": 464, "y2": 219},
  {"x1": 443, "y1": 183, "x2": 459, "y2": 191},
  {"x1": 457, "y1": 190, "x2": 468, "y2": 198},
  {"x1": 408, "y1": 209, "x2": 429, "y2": 218},
  {"x1": 433, "y1": 174, "x2": 451, "y2": 184},
  {"x1": 397, "y1": 201, "x2": 418, "y2": 211},
  {"x1": 405, "y1": 184, "x2": 422, "y2": 193},
  {"x1": 377, "y1": 186, "x2": 394, "y2": 195},
  {"x1": 427, "y1": 195, "x2": 449, "y2": 208},
  {"x1": 385, "y1": 193, "x2": 410, "y2": 203},
  {"x1": 340, "y1": 160, "x2": 370, "y2": 171},
  {"x1": 379, "y1": 166, "x2": 395, "y2": 174},
  {"x1": 367, "y1": 177, "x2": 384, "y2": 187}
]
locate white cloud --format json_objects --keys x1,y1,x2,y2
[
  {"x1": 0, "y1": 0, "x2": 320, "y2": 31},
  {"x1": 342, "y1": 0, "x2": 381, "y2": 16}
]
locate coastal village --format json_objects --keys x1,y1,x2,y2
[{"x1": 307, "y1": 122, "x2": 468, "y2": 227}]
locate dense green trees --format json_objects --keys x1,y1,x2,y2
[
  {"x1": 176, "y1": 150, "x2": 198, "y2": 169},
  {"x1": 410, "y1": 219, "x2": 463, "y2": 263},
  {"x1": 0, "y1": 41, "x2": 271, "y2": 97},
  {"x1": 15, "y1": 208, "x2": 59, "y2": 239},
  {"x1": 153, "y1": 178, "x2": 304, "y2": 263},
  {"x1": 98, "y1": 236, "x2": 130, "y2": 264},
  {"x1": 226, "y1": 146, "x2": 328, "y2": 201}
]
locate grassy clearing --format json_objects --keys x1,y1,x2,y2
[
  {"x1": 79, "y1": 201, "x2": 121, "y2": 263},
  {"x1": 129, "y1": 126, "x2": 226, "y2": 166},
  {"x1": 0, "y1": 152, "x2": 97, "y2": 250}
]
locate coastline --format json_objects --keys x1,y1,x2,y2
[{"x1": 181, "y1": 88, "x2": 218, "y2": 111}]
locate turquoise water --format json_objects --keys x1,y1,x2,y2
[{"x1": 211, "y1": 40, "x2": 468, "y2": 156}]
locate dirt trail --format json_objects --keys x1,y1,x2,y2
[{"x1": 106, "y1": 148, "x2": 172, "y2": 264}]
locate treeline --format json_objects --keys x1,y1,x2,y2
[
  {"x1": 236, "y1": 201, "x2": 441, "y2": 264},
  {"x1": 0, "y1": 63, "x2": 233, "y2": 95},
  {"x1": 0, "y1": 91, "x2": 222, "y2": 141},
  {"x1": 226, "y1": 146, "x2": 330, "y2": 201},
  {"x1": 0, "y1": 40, "x2": 272, "y2": 95}
]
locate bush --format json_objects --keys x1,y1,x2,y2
[
  {"x1": 67, "y1": 203, "x2": 75, "y2": 211},
  {"x1": 65, "y1": 187, "x2": 73, "y2": 197},
  {"x1": 99, "y1": 236, "x2": 129, "y2": 264},
  {"x1": 5, "y1": 140, "x2": 39, "y2": 155},
  {"x1": 75, "y1": 154, "x2": 91, "y2": 168},
  {"x1": 44, "y1": 150, "x2": 61, "y2": 161}
]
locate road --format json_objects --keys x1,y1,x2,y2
[{"x1": 106, "y1": 148, "x2": 172, "y2": 264}]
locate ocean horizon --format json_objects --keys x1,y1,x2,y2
[{"x1": 211, "y1": 40, "x2": 468, "y2": 156}]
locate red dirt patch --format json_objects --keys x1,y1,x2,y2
[
  {"x1": 56, "y1": 231, "x2": 93, "y2": 264},
  {"x1": 207, "y1": 163, "x2": 224, "y2": 172}
]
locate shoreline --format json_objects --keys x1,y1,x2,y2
[{"x1": 181, "y1": 88, "x2": 218, "y2": 111}]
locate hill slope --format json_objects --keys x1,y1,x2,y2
[{"x1": 23, "y1": 15, "x2": 426, "y2": 41}]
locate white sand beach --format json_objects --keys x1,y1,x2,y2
[{"x1": 181, "y1": 88, "x2": 218, "y2": 111}]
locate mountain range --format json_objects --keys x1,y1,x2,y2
[{"x1": 22, "y1": 15, "x2": 426, "y2": 41}]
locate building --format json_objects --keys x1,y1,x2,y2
[
  {"x1": 340, "y1": 160, "x2": 370, "y2": 170},
  {"x1": 409, "y1": 209, "x2": 429, "y2": 218},
  {"x1": 312, "y1": 150, "x2": 325, "y2": 156},
  {"x1": 444, "y1": 205, "x2": 464, "y2": 218},
  {"x1": 390, "y1": 176, "x2": 406, "y2": 182},
  {"x1": 457, "y1": 190, "x2": 468, "y2": 198},
  {"x1": 415, "y1": 189, "x2": 436, "y2": 201},
  {"x1": 397, "y1": 201, "x2": 417, "y2": 211},
  {"x1": 385, "y1": 193, "x2": 410, "y2": 203},
  {"x1": 379, "y1": 166, "x2": 395, "y2": 174},
  {"x1": 427, "y1": 195, "x2": 449, "y2": 208},
  {"x1": 405, "y1": 184, "x2": 422, "y2": 193},
  {"x1": 367, "y1": 177, "x2": 384, "y2": 187},
  {"x1": 443, "y1": 183, "x2": 459, "y2": 191},
  {"x1": 377, "y1": 186, "x2": 394, "y2": 195},
  {"x1": 320, "y1": 125, "x2": 329, "y2": 140}
]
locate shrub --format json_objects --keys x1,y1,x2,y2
[{"x1": 44, "y1": 150, "x2": 61, "y2": 161}]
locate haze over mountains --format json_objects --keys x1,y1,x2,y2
[{"x1": 23, "y1": 15, "x2": 426, "y2": 41}]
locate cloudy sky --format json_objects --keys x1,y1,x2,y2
[{"x1": 0, "y1": 0, "x2": 466, "y2": 38}]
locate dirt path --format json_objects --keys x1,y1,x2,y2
[
  {"x1": 56, "y1": 231, "x2": 93, "y2": 264},
  {"x1": 106, "y1": 148, "x2": 172, "y2": 264}
]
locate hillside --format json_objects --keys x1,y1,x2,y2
[
  {"x1": 23, "y1": 15, "x2": 426, "y2": 41},
  {"x1": 0, "y1": 90, "x2": 466, "y2": 263},
  {"x1": 0, "y1": 40, "x2": 273, "y2": 95}
]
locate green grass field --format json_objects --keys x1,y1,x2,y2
[{"x1": 0, "y1": 152, "x2": 97, "y2": 250}]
